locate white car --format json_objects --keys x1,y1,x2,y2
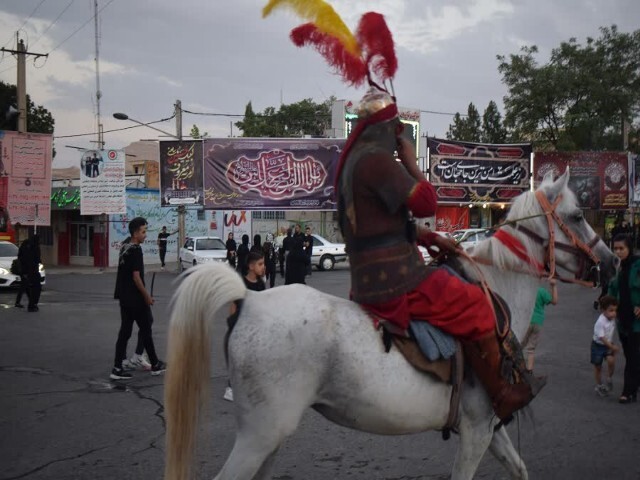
[
  {"x1": 310, "y1": 234, "x2": 347, "y2": 271},
  {"x1": 0, "y1": 240, "x2": 46, "y2": 288},
  {"x1": 179, "y1": 236, "x2": 228, "y2": 269},
  {"x1": 451, "y1": 228, "x2": 490, "y2": 250}
]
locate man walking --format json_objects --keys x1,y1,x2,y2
[
  {"x1": 157, "y1": 226, "x2": 177, "y2": 270},
  {"x1": 111, "y1": 217, "x2": 166, "y2": 380}
]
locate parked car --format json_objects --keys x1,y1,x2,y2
[
  {"x1": 417, "y1": 231, "x2": 454, "y2": 264},
  {"x1": 0, "y1": 240, "x2": 46, "y2": 288},
  {"x1": 310, "y1": 234, "x2": 347, "y2": 271},
  {"x1": 451, "y1": 228, "x2": 490, "y2": 250},
  {"x1": 179, "y1": 236, "x2": 228, "y2": 269}
]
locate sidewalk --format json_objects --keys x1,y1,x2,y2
[{"x1": 46, "y1": 262, "x2": 180, "y2": 275}]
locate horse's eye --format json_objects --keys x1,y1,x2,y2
[{"x1": 574, "y1": 212, "x2": 584, "y2": 221}]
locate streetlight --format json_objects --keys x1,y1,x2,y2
[
  {"x1": 112, "y1": 102, "x2": 186, "y2": 272},
  {"x1": 112, "y1": 112, "x2": 177, "y2": 138}
]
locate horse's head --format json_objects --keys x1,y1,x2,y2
[{"x1": 530, "y1": 169, "x2": 618, "y2": 286}]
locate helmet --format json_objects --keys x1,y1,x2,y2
[{"x1": 356, "y1": 87, "x2": 398, "y2": 119}]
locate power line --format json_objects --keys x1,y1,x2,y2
[
  {"x1": 31, "y1": 0, "x2": 75, "y2": 48},
  {"x1": 48, "y1": 0, "x2": 115, "y2": 54},
  {"x1": 54, "y1": 113, "x2": 176, "y2": 139},
  {"x1": 1, "y1": 0, "x2": 47, "y2": 49}
]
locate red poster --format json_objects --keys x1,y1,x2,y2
[
  {"x1": 435, "y1": 206, "x2": 469, "y2": 232},
  {"x1": 534, "y1": 152, "x2": 628, "y2": 209}
]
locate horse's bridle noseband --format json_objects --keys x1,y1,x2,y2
[{"x1": 515, "y1": 190, "x2": 602, "y2": 286}]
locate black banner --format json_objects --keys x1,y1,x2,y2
[
  {"x1": 159, "y1": 141, "x2": 204, "y2": 206},
  {"x1": 428, "y1": 138, "x2": 531, "y2": 203}
]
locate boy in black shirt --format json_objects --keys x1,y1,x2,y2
[
  {"x1": 244, "y1": 252, "x2": 266, "y2": 291},
  {"x1": 223, "y1": 251, "x2": 266, "y2": 401},
  {"x1": 111, "y1": 217, "x2": 167, "y2": 380}
]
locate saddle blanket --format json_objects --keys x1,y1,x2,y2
[{"x1": 410, "y1": 321, "x2": 457, "y2": 362}]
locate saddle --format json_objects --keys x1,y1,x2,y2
[{"x1": 374, "y1": 262, "x2": 522, "y2": 439}]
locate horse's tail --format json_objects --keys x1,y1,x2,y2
[{"x1": 164, "y1": 263, "x2": 246, "y2": 480}]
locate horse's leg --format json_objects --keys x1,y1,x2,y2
[
  {"x1": 213, "y1": 400, "x2": 305, "y2": 480},
  {"x1": 489, "y1": 426, "x2": 528, "y2": 480},
  {"x1": 451, "y1": 388, "x2": 495, "y2": 480}
]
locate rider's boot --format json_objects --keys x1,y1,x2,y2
[
  {"x1": 504, "y1": 329, "x2": 547, "y2": 396},
  {"x1": 463, "y1": 333, "x2": 534, "y2": 421}
]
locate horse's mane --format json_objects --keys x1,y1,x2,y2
[{"x1": 469, "y1": 188, "x2": 546, "y2": 276}]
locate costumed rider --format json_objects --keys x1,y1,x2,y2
[{"x1": 262, "y1": 0, "x2": 544, "y2": 422}]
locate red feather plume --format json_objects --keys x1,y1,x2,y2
[
  {"x1": 290, "y1": 23, "x2": 368, "y2": 86},
  {"x1": 356, "y1": 12, "x2": 398, "y2": 82}
]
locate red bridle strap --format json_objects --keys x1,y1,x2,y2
[{"x1": 493, "y1": 229, "x2": 546, "y2": 272}]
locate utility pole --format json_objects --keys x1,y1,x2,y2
[
  {"x1": 174, "y1": 99, "x2": 186, "y2": 272},
  {"x1": 1, "y1": 35, "x2": 48, "y2": 132},
  {"x1": 94, "y1": 0, "x2": 104, "y2": 149}
]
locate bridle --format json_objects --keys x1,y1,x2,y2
[{"x1": 496, "y1": 190, "x2": 602, "y2": 287}]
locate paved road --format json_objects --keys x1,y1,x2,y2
[{"x1": 1, "y1": 266, "x2": 639, "y2": 479}]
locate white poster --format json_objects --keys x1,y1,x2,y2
[
  {"x1": 80, "y1": 149, "x2": 126, "y2": 215},
  {"x1": 222, "y1": 210, "x2": 252, "y2": 244}
]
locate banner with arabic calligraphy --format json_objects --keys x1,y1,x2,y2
[
  {"x1": 159, "y1": 141, "x2": 204, "y2": 207},
  {"x1": 1, "y1": 130, "x2": 53, "y2": 226},
  {"x1": 203, "y1": 138, "x2": 344, "y2": 210},
  {"x1": 80, "y1": 149, "x2": 126, "y2": 215},
  {"x1": 428, "y1": 138, "x2": 531, "y2": 204},
  {"x1": 534, "y1": 152, "x2": 628, "y2": 209}
]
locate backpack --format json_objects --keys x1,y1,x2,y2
[{"x1": 10, "y1": 258, "x2": 22, "y2": 276}]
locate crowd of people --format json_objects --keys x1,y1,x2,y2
[{"x1": 224, "y1": 224, "x2": 314, "y2": 288}]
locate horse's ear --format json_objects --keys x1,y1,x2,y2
[{"x1": 545, "y1": 167, "x2": 570, "y2": 200}]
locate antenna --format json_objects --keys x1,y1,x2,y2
[{"x1": 94, "y1": 0, "x2": 103, "y2": 149}]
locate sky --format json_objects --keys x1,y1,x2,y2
[{"x1": 0, "y1": 0, "x2": 638, "y2": 169}]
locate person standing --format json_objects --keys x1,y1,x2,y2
[
  {"x1": 304, "y1": 226, "x2": 313, "y2": 276},
  {"x1": 225, "y1": 232, "x2": 237, "y2": 269},
  {"x1": 250, "y1": 234, "x2": 262, "y2": 254},
  {"x1": 111, "y1": 217, "x2": 166, "y2": 380},
  {"x1": 285, "y1": 236, "x2": 309, "y2": 285},
  {"x1": 591, "y1": 295, "x2": 620, "y2": 396},
  {"x1": 236, "y1": 234, "x2": 250, "y2": 276},
  {"x1": 521, "y1": 281, "x2": 558, "y2": 371},
  {"x1": 608, "y1": 233, "x2": 640, "y2": 403},
  {"x1": 262, "y1": 233, "x2": 277, "y2": 288},
  {"x1": 157, "y1": 226, "x2": 177, "y2": 270},
  {"x1": 280, "y1": 228, "x2": 292, "y2": 278},
  {"x1": 18, "y1": 235, "x2": 41, "y2": 312}
]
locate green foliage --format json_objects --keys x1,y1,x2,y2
[
  {"x1": 481, "y1": 100, "x2": 507, "y2": 143},
  {"x1": 235, "y1": 98, "x2": 333, "y2": 137},
  {"x1": 0, "y1": 81, "x2": 55, "y2": 134},
  {"x1": 497, "y1": 25, "x2": 640, "y2": 151},
  {"x1": 189, "y1": 124, "x2": 208, "y2": 139},
  {"x1": 446, "y1": 102, "x2": 490, "y2": 143}
]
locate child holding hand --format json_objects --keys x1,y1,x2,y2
[{"x1": 591, "y1": 295, "x2": 620, "y2": 396}]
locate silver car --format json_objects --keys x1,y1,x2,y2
[{"x1": 179, "y1": 237, "x2": 228, "y2": 269}]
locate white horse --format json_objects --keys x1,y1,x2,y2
[{"x1": 164, "y1": 171, "x2": 617, "y2": 480}]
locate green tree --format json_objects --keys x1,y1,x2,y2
[
  {"x1": 497, "y1": 26, "x2": 640, "y2": 150},
  {"x1": 235, "y1": 98, "x2": 332, "y2": 137},
  {"x1": 446, "y1": 103, "x2": 482, "y2": 142},
  {"x1": 0, "y1": 81, "x2": 55, "y2": 134},
  {"x1": 189, "y1": 124, "x2": 208, "y2": 139},
  {"x1": 481, "y1": 100, "x2": 507, "y2": 143}
]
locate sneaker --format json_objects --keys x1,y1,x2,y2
[
  {"x1": 110, "y1": 367, "x2": 133, "y2": 380},
  {"x1": 14, "y1": 303, "x2": 24, "y2": 308},
  {"x1": 121, "y1": 359, "x2": 135, "y2": 371},
  {"x1": 151, "y1": 360, "x2": 167, "y2": 376},
  {"x1": 606, "y1": 380, "x2": 614, "y2": 392},
  {"x1": 223, "y1": 386, "x2": 234, "y2": 402},
  {"x1": 595, "y1": 384, "x2": 609, "y2": 397},
  {"x1": 130, "y1": 353, "x2": 152, "y2": 370}
]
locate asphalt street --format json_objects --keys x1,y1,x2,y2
[{"x1": 1, "y1": 265, "x2": 639, "y2": 479}]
